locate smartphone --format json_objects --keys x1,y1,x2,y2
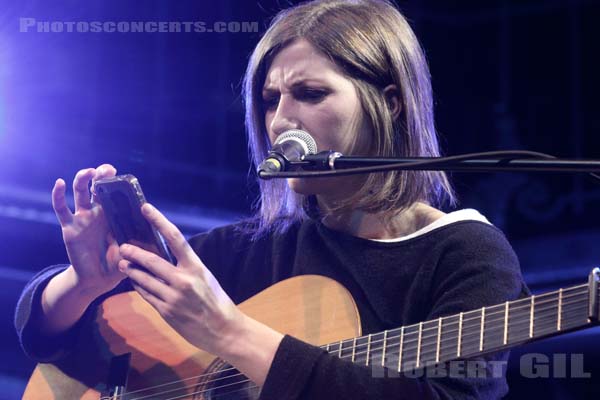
[{"x1": 93, "y1": 174, "x2": 175, "y2": 265}]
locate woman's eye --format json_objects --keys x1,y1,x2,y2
[
  {"x1": 261, "y1": 89, "x2": 327, "y2": 110},
  {"x1": 262, "y1": 96, "x2": 279, "y2": 109},
  {"x1": 299, "y1": 89, "x2": 327, "y2": 102}
]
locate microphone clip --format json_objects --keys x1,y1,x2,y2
[{"x1": 302, "y1": 151, "x2": 343, "y2": 171}]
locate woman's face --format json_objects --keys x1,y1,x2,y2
[{"x1": 262, "y1": 39, "x2": 371, "y2": 198}]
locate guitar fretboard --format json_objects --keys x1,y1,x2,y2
[{"x1": 322, "y1": 283, "x2": 597, "y2": 373}]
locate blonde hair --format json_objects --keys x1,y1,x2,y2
[{"x1": 242, "y1": 0, "x2": 455, "y2": 235}]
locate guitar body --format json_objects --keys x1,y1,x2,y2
[{"x1": 23, "y1": 275, "x2": 361, "y2": 399}]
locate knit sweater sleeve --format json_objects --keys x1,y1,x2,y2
[
  {"x1": 259, "y1": 222, "x2": 529, "y2": 400},
  {"x1": 14, "y1": 264, "x2": 82, "y2": 362},
  {"x1": 14, "y1": 263, "x2": 137, "y2": 362}
]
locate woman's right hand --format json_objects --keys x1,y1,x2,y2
[{"x1": 52, "y1": 164, "x2": 126, "y2": 297}]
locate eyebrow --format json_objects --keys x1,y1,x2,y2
[{"x1": 262, "y1": 78, "x2": 328, "y2": 93}]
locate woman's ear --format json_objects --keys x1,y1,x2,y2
[{"x1": 383, "y1": 84, "x2": 402, "y2": 121}]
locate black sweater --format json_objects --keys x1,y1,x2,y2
[{"x1": 15, "y1": 217, "x2": 529, "y2": 399}]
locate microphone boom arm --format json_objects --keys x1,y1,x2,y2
[{"x1": 258, "y1": 150, "x2": 600, "y2": 179}]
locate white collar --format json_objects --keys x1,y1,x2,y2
[{"x1": 371, "y1": 209, "x2": 491, "y2": 243}]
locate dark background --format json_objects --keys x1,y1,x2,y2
[{"x1": 0, "y1": 0, "x2": 599, "y2": 398}]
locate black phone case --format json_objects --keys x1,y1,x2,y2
[{"x1": 93, "y1": 174, "x2": 175, "y2": 264}]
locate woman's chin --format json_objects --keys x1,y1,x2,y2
[
  {"x1": 286, "y1": 177, "x2": 347, "y2": 197},
  {"x1": 286, "y1": 178, "x2": 314, "y2": 195}
]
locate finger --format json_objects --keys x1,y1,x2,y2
[
  {"x1": 73, "y1": 168, "x2": 95, "y2": 211},
  {"x1": 91, "y1": 164, "x2": 117, "y2": 197},
  {"x1": 51, "y1": 178, "x2": 73, "y2": 226},
  {"x1": 119, "y1": 259, "x2": 174, "y2": 302},
  {"x1": 141, "y1": 203, "x2": 196, "y2": 267},
  {"x1": 105, "y1": 232, "x2": 122, "y2": 267},
  {"x1": 119, "y1": 243, "x2": 176, "y2": 284},
  {"x1": 131, "y1": 281, "x2": 166, "y2": 313},
  {"x1": 96, "y1": 163, "x2": 117, "y2": 178}
]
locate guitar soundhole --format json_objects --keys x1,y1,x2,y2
[{"x1": 199, "y1": 359, "x2": 259, "y2": 400}]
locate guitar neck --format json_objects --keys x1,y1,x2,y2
[{"x1": 323, "y1": 269, "x2": 600, "y2": 373}]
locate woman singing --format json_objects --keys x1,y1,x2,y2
[{"x1": 16, "y1": 1, "x2": 528, "y2": 398}]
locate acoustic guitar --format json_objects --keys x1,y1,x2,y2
[{"x1": 23, "y1": 269, "x2": 600, "y2": 399}]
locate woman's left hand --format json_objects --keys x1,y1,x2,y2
[{"x1": 117, "y1": 203, "x2": 243, "y2": 357}]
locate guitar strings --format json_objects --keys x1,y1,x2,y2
[
  {"x1": 126, "y1": 317, "x2": 593, "y2": 399},
  {"x1": 409, "y1": 293, "x2": 588, "y2": 351},
  {"x1": 335, "y1": 287, "x2": 586, "y2": 353},
  {"x1": 143, "y1": 302, "x2": 588, "y2": 398},
  {"x1": 191, "y1": 292, "x2": 587, "y2": 393},
  {"x1": 126, "y1": 300, "x2": 593, "y2": 399},
  {"x1": 109, "y1": 285, "x2": 593, "y2": 399},
  {"x1": 120, "y1": 282, "x2": 587, "y2": 398},
  {"x1": 333, "y1": 294, "x2": 589, "y2": 366},
  {"x1": 155, "y1": 303, "x2": 592, "y2": 400},
  {"x1": 109, "y1": 286, "x2": 592, "y2": 399},
  {"x1": 403, "y1": 303, "x2": 589, "y2": 364},
  {"x1": 316, "y1": 301, "x2": 586, "y2": 371},
  {"x1": 326, "y1": 286, "x2": 589, "y2": 360}
]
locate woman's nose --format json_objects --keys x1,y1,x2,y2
[{"x1": 268, "y1": 95, "x2": 301, "y2": 138}]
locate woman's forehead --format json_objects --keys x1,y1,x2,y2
[{"x1": 262, "y1": 40, "x2": 346, "y2": 90}]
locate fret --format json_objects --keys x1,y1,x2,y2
[
  {"x1": 326, "y1": 343, "x2": 330, "y2": 353},
  {"x1": 529, "y1": 295, "x2": 535, "y2": 338},
  {"x1": 435, "y1": 317, "x2": 442, "y2": 363},
  {"x1": 351, "y1": 335, "x2": 367, "y2": 365},
  {"x1": 503, "y1": 301, "x2": 509, "y2": 345},
  {"x1": 342, "y1": 338, "x2": 358, "y2": 361},
  {"x1": 382, "y1": 330, "x2": 387, "y2": 367},
  {"x1": 560, "y1": 287, "x2": 590, "y2": 331},
  {"x1": 557, "y1": 288, "x2": 563, "y2": 331},
  {"x1": 328, "y1": 341, "x2": 341, "y2": 358},
  {"x1": 479, "y1": 307, "x2": 485, "y2": 352},
  {"x1": 397, "y1": 326, "x2": 404, "y2": 372},
  {"x1": 338, "y1": 339, "x2": 343, "y2": 358},
  {"x1": 486, "y1": 305, "x2": 506, "y2": 351},
  {"x1": 416, "y1": 322, "x2": 423, "y2": 368},
  {"x1": 399, "y1": 323, "x2": 420, "y2": 372},
  {"x1": 382, "y1": 328, "x2": 401, "y2": 370},
  {"x1": 438, "y1": 314, "x2": 459, "y2": 361},
  {"x1": 457, "y1": 312, "x2": 463, "y2": 357},
  {"x1": 507, "y1": 297, "x2": 532, "y2": 344},
  {"x1": 459, "y1": 309, "x2": 482, "y2": 356},
  {"x1": 416, "y1": 320, "x2": 440, "y2": 366},
  {"x1": 371, "y1": 331, "x2": 386, "y2": 368},
  {"x1": 365, "y1": 334, "x2": 372, "y2": 366}
]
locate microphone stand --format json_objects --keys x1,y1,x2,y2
[{"x1": 258, "y1": 150, "x2": 600, "y2": 179}]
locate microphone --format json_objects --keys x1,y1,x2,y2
[{"x1": 257, "y1": 130, "x2": 318, "y2": 174}]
